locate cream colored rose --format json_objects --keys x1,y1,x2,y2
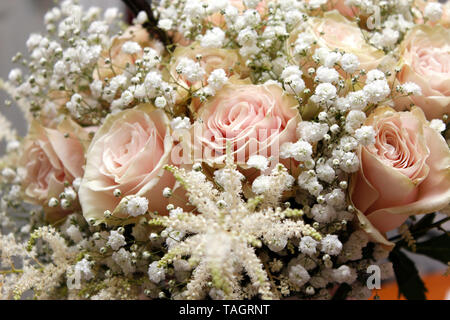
[
  {"x1": 78, "y1": 104, "x2": 180, "y2": 223},
  {"x1": 289, "y1": 11, "x2": 385, "y2": 72},
  {"x1": 95, "y1": 25, "x2": 163, "y2": 81},
  {"x1": 395, "y1": 25, "x2": 450, "y2": 121},
  {"x1": 20, "y1": 119, "x2": 88, "y2": 221},
  {"x1": 191, "y1": 79, "x2": 301, "y2": 168},
  {"x1": 350, "y1": 106, "x2": 450, "y2": 244},
  {"x1": 167, "y1": 43, "x2": 248, "y2": 109}
]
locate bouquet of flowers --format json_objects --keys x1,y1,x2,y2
[{"x1": 0, "y1": 0, "x2": 449, "y2": 300}]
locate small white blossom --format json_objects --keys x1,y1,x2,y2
[
  {"x1": 288, "y1": 263, "x2": 311, "y2": 287},
  {"x1": 66, "y1": 225, "x2": 83, "y2": 243},
  {"x1": 155, "y1": 96, "x2": 167, "y2": 108},
  {"x1": 176, "y1": 58, "x2": 206, "y2": 83},
  {"x1": 107, "y1": 230, "x2": 126, "y2": 251},
  {"x1": 299, "y1": 236, "x2": 318, "y2": 256},
  {"x1": 207, "y1": 69, "x2": 228, "y2": 91},
  {"x1": 135, "y1": 11, "x2": 148, "y2": 24},
  {"x1": 247, "y1": 155, "x2": 269, "y2": 171},
  {"x1": 148, "y1": 261, "x2": 165, "y2": 283},
  {"x1": 315, "y1": 66, "x2": 339, "y2": 83},
  {"x1": 252, "y1": 175, "x2": 272, "y2": 194},
  {"x1": 430, "y1": 119, "x2": 446, "y2": 133},
  {"x1": 297, "y1": 122, "x2": 329, "y2": 143},
  {"x1": 121, "y1": 41, "x2": 142, "y2": 55},
  {"x1": 321, "y1": 235, "x2": 343, "y2": 256},
  {"x1": 340, "y1": 53, "x2": 360, "y2": 74},
  {"x1": 401, "y1": 82, "x2": 422, "y2": 96},
  {"x1": 424, "y1": 2, "x2": 443, "y2": 22},
  {"x1": 74, "y1": 258, "x2": 94, "y2": 281},
  {"x1": 354, "y1": 126, "x2": 376, "y2": 146},
  {"x1": 200, "y1": 27, "x2": 225, "y2": 48},
  {"x1": 126, "y1": 196, "x2": 149, "y2": 217}
]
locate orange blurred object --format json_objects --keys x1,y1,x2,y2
[{"x1": 370, "y1": 273, "x2": 450, "y2": 300}]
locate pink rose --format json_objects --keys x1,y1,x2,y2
[
  {"x1": 95, "y1": 26, "x2": 163, "y2": 81},
  {"x1": 78, "y1": 104, "x2": 181, "y2": 223},
  {"x1": 20, "y1": 119, "x2": 87, "y2": 221},
  {"x1": 191, "y1": 79, "x2": 302, "y2": 168},
  {"x1": 290, "y1": 11, "x2": 385, "y2": 72},
  {"x1": 350, "y1": 106, "x2": 450, "y2": 241},
  {"x1": 395, "y1": 25, "x2": 450, "y2": 121}
]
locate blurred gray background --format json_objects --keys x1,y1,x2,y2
[{"x1": 0, "y1": 0, "x2": 448, "y2": 295}]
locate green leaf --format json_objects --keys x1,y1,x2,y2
[
  {"x1": 389, "y1": 248, "x2": 427, "y2": 300},
  {"x1": 412, "y1": 234, "x2": 450, "y2": 264}
]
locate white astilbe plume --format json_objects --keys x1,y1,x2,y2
[
  {"x1": 159, "y1": 155, "x2": 316, "y2": 299},
  {"x1": 0, "y1": 227, "x2": 77, "y2": 299}
]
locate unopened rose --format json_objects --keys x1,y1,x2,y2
[
  {"x1": 350, "y1": 106, "x2": 450, "y2": 240},
  {"x1": 78, "y1": 104, "x2": 181, "y2": 223},
  {"x1": 20, "y1": 119, "x2": 88, "y2": 221},
  {"x1": 95, "y1": 25, "x2": 163, "y2": 81},
  {"x1": 191, "y1": 79, "x2": 301, "y2": 168},
  {"x1": 395, "y1": 25, "x2": 450, "y2": 121}
]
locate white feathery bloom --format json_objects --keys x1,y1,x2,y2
[
  {"x1": 126, "y1": 196, "x2": 149, "y2": 217},
  {"x1": 321, "y1": 234, "x2": 343, "y2": 256},
  {"x1": 107, "y1": 230, "x2": 126, "y2": 251}
]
